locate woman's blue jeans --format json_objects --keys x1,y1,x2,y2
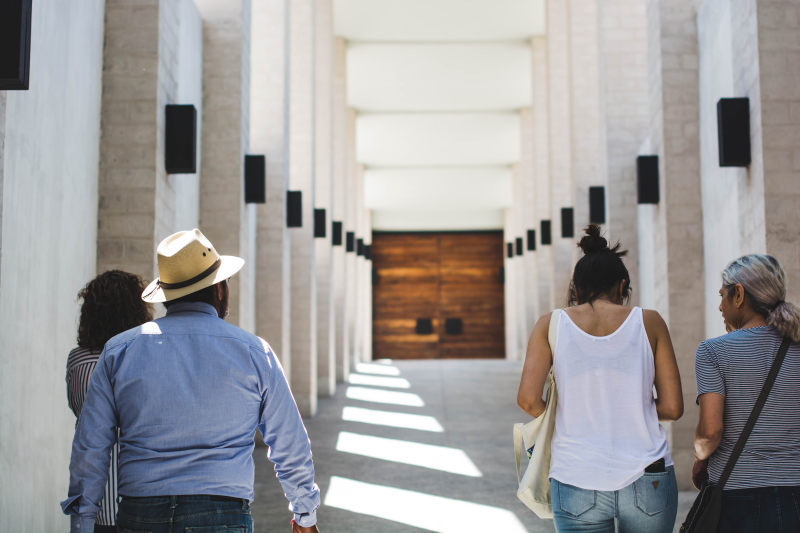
[
  {"x1": 550, "y1": 466, "x2": 678, "y2": 533},
  {"x1": 116, "y1": 495, "x2": 253, "y2": 533},
  {"x1": 719, "y1": 485, "x2": 800, "y2": 532}
]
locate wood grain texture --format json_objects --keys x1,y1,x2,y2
[{"x1": 372, "y1": 232, "x2": 505, "y2": 359}]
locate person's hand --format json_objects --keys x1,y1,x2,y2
[
  {"x1": 291, "y1": 519, "x2": 320, "y2": 533},
  {"x1": 691, "y1": 458, "x2": 708, "y2": 490}
]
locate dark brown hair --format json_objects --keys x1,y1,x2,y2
[
  {"x1": 568, "y1": 224, "x2": 631, "y2": 306},
  {"x1": 77, "y1": 270, "x2": 153, "y2": 351},
  {"x1": 163, "y1": 280, "x2": 229, "y2": 318}
]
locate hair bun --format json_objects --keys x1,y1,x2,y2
[{"x1": 578, "y1": 224, "x2": 608, "y2": 255}]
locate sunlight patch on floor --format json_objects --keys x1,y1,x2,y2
[
  {"x1": 345, "y1": 386, "x2": 425, "y2": 407},
  {"x1": 348, "y1": 373, "x2": 411, "y2": 389},
  {"x1": 341, "y1": 406, "x2": 444, "y2": 432},
  {"x1": 324, "y1": 476, "x2": 529, "y2": 533},
  {"x1": 355, "y1": 362, "x2": 401, "y2": 376},
  {"x1": 335, "y1": 431, "x2": 482, "y2": 477}
]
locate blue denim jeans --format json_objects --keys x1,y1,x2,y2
[
  {"x1": 116, "y1": 495, "x2": 253, "y2": 533},
  {"x1": 718, "y1": 485, "x2": 800, "y2": 532},
  {"x1": 550, "y1": 466, "x2": 678, "y2": 533}
]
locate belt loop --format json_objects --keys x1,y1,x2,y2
[{"x1": 170, "y1": 495, "x2": 178, "y2": 510}]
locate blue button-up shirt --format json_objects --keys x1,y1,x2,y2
[{"x1": 61, "y1": 302, "x2": 320, "y2": 532}]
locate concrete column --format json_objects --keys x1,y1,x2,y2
[
  {"x1": 599, "y1": 0, "x2": 649, "y2": 305},
  {"x1": 314, "y1": 0, "x2": 336, "y2": 395},
  {"x1": 97, "y1": 1, "x2": 160, "y2": 281},
  {"x1": 520, "y1": 107, "x2": 540, "y2": 330},
  {"x1": 197, "y1": 0, "x2": 255, "y2": 330},
  {"x1": 503, "y1": 210, "x2": 519, "y2": 361},
  {"x1": 531, "y1": 36, "x2": 555, "y2": 315},
  {"x1": 757, "y1": 0, "x2": 800, "y2": 302},
  {"x1": 331, "y1": 37, "x2": 349, "y2": 381},
  {"x1": 344, "y1": 108, "x2": 358, "y2": 369},
  {"x1": 569, "y1": 0, "x2": 604, "y2": 236},
  {"x1": 547, "y1": 0, "x2": 576, "y2": 307},
  {"x1": 288, "y1": 0, "x2": 317, "y2": 416},
  {"x1": 643, "y1": 0, "x2": 705, "y2": 489},
  {"x1": 251, "y1": 0, "x2": 292, "y2": 365},
  {"x1": 511, "y1": 164, "x2": 528, "y2": 359}
]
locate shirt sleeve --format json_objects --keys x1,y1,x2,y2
[
  {"x1": 695, "y1": 340, "x2": 725, "y2": 404},
  {"x1": 61, "y1": 347, "x2": 119, "y2": 531},
  {"x1": 254, "y1": 339, "x2": 320, "y2": 527}
]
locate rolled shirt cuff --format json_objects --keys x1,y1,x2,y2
[
  {"x1": 70, "y1": 514, "x2": 95, "y2": 533},
  {"x1": 294, "y1": 510, "x2": 317, "y2": 527}
]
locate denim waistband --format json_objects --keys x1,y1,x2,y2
[{"x1": 120, "y1": 494, "x2": 249, "y2": 505}]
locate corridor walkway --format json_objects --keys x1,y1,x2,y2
[{"x1": 252, "y1": 359, "x2": 693, "y2": 533}]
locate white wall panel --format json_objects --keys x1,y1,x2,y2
[{"x1": 371, "y1": 209, "x2": 504, "y2": 231}]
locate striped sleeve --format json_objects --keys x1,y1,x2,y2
[{"x1": 695, "y1": 340, "x2": 725, "y2": 402}]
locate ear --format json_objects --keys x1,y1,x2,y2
[{"x1": 734, "y1": 283, "x2": 746, "y2": 308}]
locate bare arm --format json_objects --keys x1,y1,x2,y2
[
  {"x1": 694, "y1": 392, "x2": 724, "y2": 460},
  {"x1": 517, "y1": 313, "x2": 553, "y2": 418},
  {"x1": 643, "y1": 310, "x2": 684, "y2": 421}
]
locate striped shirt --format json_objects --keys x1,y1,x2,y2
[
  {"x1": 695, "y1": 326, "x2": 800, "y2": 490},
  {"x1": 66, "y1": 346, "x2": 118, "y2": 526}
]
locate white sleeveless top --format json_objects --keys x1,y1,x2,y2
[{"x1": 549, "y1": 307, "x2": 672, "y2": 491}]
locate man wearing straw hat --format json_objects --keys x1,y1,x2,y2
[{"x1": 62, "y1": 229, "x2": 320, "y2": 533}]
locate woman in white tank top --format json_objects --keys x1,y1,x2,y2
[{"x1": 517, "y1": 225, "x2": 684, "y2": 533}]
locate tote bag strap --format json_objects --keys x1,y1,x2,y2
[{"x1": 716, "y1": 336, "x2": 791, "y2": 489}]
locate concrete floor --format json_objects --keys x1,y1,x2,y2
[{"x1": 251, "y1": 359, "x2": 694, "y2": 533}]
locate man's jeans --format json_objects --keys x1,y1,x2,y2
[
  {"x1": 550, "y1": 466, "x2": 678, "y2": 533},
  {"x1": 117, "y1": 495, "x2": 253, "y2": 533},
  {"x1": 719, "y1": 485, "x2": 800, "y2": 532}
]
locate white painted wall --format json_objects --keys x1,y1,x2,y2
[{"x1": 0, "y1": 1, "x2": 105, "y2": 530}]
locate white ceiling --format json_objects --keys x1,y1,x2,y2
[
  {"x1": 334, "y1": 0, "x2": 545, "y2": 42},
  {"x1": 334, "y1": 0, "x2": 545, "y2": 231},
  {"x1": 347, "y1": 43, "x2": 532, "y2": 112}
]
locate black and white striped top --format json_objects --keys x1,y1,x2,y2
[
  {"x1": 67, "y1": 346, "x2": 118, "y2": 526},
  {"x1": 695, "y1": 326, "x2": 800, "y2": 490}
]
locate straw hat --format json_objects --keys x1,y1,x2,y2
[{"x1": 142, "y1": 228, "x2": 244, "y2": 303}]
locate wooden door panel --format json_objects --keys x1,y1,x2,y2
[{"x1": 372, "y1": 232, "x2": 505, "y2": 359}]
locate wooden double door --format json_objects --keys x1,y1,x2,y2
[{"x1": 372, "y1": 232, "x2": 506, "y2": 359}]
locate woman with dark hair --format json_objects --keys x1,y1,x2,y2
[
  {"x1": 693, "y1": 254, "x2": 800, "y2": 532},
  {"x1": 67, "y1": 270, "x2": 152, "y2": 533},
  {"x1": 517, "y1": 224, "x2": 683, "y2": 532}
]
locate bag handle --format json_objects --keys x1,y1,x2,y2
[{"x1": 716, "y1": 336, "x2": 791, "y2": 489}]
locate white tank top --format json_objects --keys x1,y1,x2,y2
[{"x1": 549, "y1": 307, "x2": 672, "y2": 491}]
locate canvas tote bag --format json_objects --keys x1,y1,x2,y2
[{"x1": 513, "y1": 309, "x2": 561, "y2": 519}]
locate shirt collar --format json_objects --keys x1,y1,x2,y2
[{"x1": 165, "y1": 301, "x2": 219, "y2": 317}]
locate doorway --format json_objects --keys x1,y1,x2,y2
[{"x1": 371, "y1": 231, "x2": 506, "y2": 359}]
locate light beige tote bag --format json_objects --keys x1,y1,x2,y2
[{"x1": 513, "y1": 309, "x2": 561, "y2": 519}]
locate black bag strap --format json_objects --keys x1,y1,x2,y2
[{"x1": 716, "y1": 336, "x2": 791, "y2": 489}]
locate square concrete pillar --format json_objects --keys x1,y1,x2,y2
[
  {"x1": 197, "y1": 0, "x2": 255, "y2": 330},
  {"x1": 520, "y1": 107, "x2": 540, "y2": 330},
  {"x1": 331, "y1": 37, "x2": 350, "y2": 381},
  {"x1": 344, "y1": 108, "x2": 359, "y2": 368},
  {"x1": 314, "y1": 0, "x2": 336, "y2": 396},
  {"x1": 599, "y1": 0, "x2": 649, "y2": 304},
  {"x1": 288, "y1": 0, "x2": 318, "y2": 416},
  {"x1": 503, "y1": 209, "x2": 520, "y2": 361},
  {"x1": 547, "y1": 0, "x2": 576, "y2": 306},
  {"x1": 251, "y1": 0, "x2": 292, "y2": 368},
  {"x1": 531, "y1": 36, "x2": 555, "y2": 315},
  {"x1": 569, "y1": 0, "x2": 603, "y2": 238},
  {"x1": 643, "y1": 0, "x2": 705, "y2": 489}
]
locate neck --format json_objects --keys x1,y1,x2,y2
[{"x1": 738, "y1": 315, "x2": 767, "y2": 330}]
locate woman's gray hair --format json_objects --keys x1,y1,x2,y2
[{"x1": 722, "y1": 254, "x2": 800, "y2": 342}]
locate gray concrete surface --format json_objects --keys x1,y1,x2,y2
[{"x1": 252, "y1": 359, "x2": 694, "y2": 532}]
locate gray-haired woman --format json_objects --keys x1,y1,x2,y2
[{"x1": 693, "y1": 254, "x2": 800, "y2": 532}]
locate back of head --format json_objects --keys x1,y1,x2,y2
[
  {"x1": 569, "y1": 224, "x2": 631, "y2": 306},
  {"x1": 78, "y1": 270, "x2": 153, "y2": 351},
  {"x1": 722, "y1": 254, "x2": 800, "y2": 341}
]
